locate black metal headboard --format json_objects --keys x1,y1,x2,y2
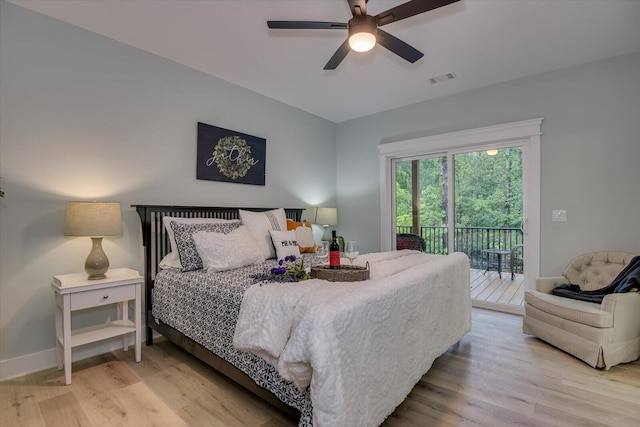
[{"x1": 132, "y1": 205, "x2": 303, "y2": 323}]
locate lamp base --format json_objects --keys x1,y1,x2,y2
[
  {"x1": 85, "y1": 237, "x2": 109, "y2": 280},
  {"x1": 321, "y1": 225, "x2": 330, "y2": 241}
]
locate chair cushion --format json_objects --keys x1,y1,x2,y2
[
  {"x1": 563, "y1": 251, "x2": 635, "y2": 291},
  {"x1": 524, "y1": 303, "x2": 614, "y2": 344},
  {"x1": 524, "y1": 290, "x2": 613, "y2": 328}
]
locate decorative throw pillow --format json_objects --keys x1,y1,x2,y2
[
  {"x1": 286, "y1": 219, "x2": 316, "y2": 253},
  {"x1": 269, "y1": 229, "x2": 301, "y2": 260},
  {"x1": 162, "y1": 216, "x2": 240, "y2": 266},
  {"x1": 192, "y1": 226, "x2": 265, "y2": 273},
  {"x1": 170, "y1": 221, "x2": 240, "y2": 272},
  {"x1": 239, "y1": 208, "x2": 288, "y2": 259}
]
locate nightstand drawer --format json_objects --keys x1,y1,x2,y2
[{"x1": 70, "y1": 284, "x2": 136, "y2": 310}]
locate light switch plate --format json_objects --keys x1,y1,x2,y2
[{"x1": 552, "y1": 210, "x2": 567, "y2": 222}]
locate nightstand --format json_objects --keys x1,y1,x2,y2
[{"x1": 51, "y1": 268, "x2": 143, "y2": 385}]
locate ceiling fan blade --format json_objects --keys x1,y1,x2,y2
[
  {"x1": 375, "y1": 0, "x2": 459, "y2": 26},
  {"x1": 267, "y1": 21, "x2": 348, "y2": 30},
  {"x1": 347, "y1": 0, "x2": 367, "y2": 17},
  {"x1": 376, "y1": 29, "x2": 424, "y2": 63},
  {"x1": 324, "y1": 39, "x2": 351, "y2": 70}
]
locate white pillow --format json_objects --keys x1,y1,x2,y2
[
  {"x1": 171, "y1": 221, "x2": 240, "y2": 272},
  {"x1": 239, "y1": 208, "x2": 288, "y2": 259},
  {"x1": 192, "y1": 226, "x2": 265, "y2": 273},
  {"x1": 269, "y1": 229, "x2": 301, "y2": 260},
  {"x1": 158, "y1": 252, "x2": 181, "y2": 269},
  {"x1": 162, "y1": 216, "x2": 240, "y2": 265}
]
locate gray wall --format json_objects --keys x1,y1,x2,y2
[
  {"x1": 0, "y1": 2, "x2": 336, "y2": 364},
  {"x1": 2, "y1": 0, "x2": 640, "y2": 373},
  {"x1": 336, "y1": 52, "x2": 640, "y2": 276}
]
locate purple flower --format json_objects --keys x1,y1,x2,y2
[{"x1": 260, "y1": 255, "x2": 310, "y2": 283}]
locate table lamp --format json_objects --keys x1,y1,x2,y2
[
  {"x1": 64, "y1": 201, "x2": 122, "y2": 280},
  {"x1": 314, "y1": 207, "x2": 338, "y2": 240}
]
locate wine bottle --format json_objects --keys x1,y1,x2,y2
[{"x1": 329, "y1": 230, "x2": 340, "y2": 270}]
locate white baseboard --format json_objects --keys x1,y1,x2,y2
[
  {"x1": 0, "y1": 347, "x2": 57, "y2": 382},
  {"x1": 0, "y1": 303, "x2": 161, "y2": 382},
  {"x1": 0, "y1": 321, "x2": 163, "y2": 382},
  {"x1": 0, "y1": 336, "x2": 135, "y2": 381}
]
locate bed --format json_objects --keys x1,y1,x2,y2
[{"x1": 134, "y1": 204, "x2": 472, "y2": 426}]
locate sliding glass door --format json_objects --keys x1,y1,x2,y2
[
  {"x1": 379, "y1": 118, "x2": 542, "y2": 313},
  {"x1": 452, "y1": 147, "x2": 523, "y2": 271},
  {"x1": 395, "y1": 155, "x2": 448, "y2": 254},
  {"x1": 392, "y1": 145, "x2": 526, "y2": 312}
]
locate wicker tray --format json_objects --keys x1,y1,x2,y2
[{"x1": 311, "y1": 262, "x2": 370, "y2": 282}]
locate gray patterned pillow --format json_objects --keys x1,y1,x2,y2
[{"x1": 170, "y1": 221, "x2": 240, "y2": 272}]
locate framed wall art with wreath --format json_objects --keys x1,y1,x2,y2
[{"x1": 196, "y1": 122, "x2": 266, "y2": 186}]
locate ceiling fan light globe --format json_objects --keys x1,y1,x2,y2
[{"x1": 349, "y1": 32, "x2": 376, "y2": 52}]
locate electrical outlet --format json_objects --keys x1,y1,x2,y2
[{"x1": 552, "y1": 210, "x2": 567, "y2": 222}]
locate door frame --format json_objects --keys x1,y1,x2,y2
[{"x1": 378, "y1": 118, "x2": 542, "y2": 293}]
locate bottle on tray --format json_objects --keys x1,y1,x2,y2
[{"x1": 329, "y1": 230, "x2": 340, "y2": 270}]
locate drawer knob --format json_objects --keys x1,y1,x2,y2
[{"x1": 103, "y1": 295, "x2": 109, "y2": 299}]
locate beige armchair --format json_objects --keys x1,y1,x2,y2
[{"x1": 523, "y1": 251, "x2": 640, "y2": 369}]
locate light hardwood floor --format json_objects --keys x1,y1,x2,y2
[{"x1": 2, "y1": 309, "x2": 639, "y2": 426}]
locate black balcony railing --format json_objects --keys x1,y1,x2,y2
[{"x1": 396, "y1": 225, "x2": 523, "y2": 271}]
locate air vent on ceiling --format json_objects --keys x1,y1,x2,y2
[{"x1": 429, "y1": 72, "x2": 456, "y2": 84}]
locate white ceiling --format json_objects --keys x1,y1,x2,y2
[{"x1": 9, "y1": 0, "x2": 640, "y2": 123}]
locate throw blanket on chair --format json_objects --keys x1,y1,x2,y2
[{"x1": 553, "y1": 256, "x2": 640, "y2": 303}]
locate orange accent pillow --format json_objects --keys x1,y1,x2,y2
[{"x1": 286, "y1": 219, "x2": 316, "y2": 253}]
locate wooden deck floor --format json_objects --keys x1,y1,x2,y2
[{"x1": 470, "y1": 268, "x2": 524, "y2": 309}]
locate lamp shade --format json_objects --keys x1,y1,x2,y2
[
  {"x1": 315, "y1": 207, "x2": 338, "y2": 227},
  {"x1": 64, "y1": 202, "x2": 122, "y2": 237}
]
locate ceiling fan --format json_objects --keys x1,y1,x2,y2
[{"x1": 267, "y1": 0, "x2": 460, "y2": 70}]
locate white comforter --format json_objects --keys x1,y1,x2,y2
[{"x1": 233, "y1": 250, "x2": 471, "y2": 427}]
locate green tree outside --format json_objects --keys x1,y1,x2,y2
[{"x1": 395, "y1": 147, "x2": 523, "y2": 260}]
